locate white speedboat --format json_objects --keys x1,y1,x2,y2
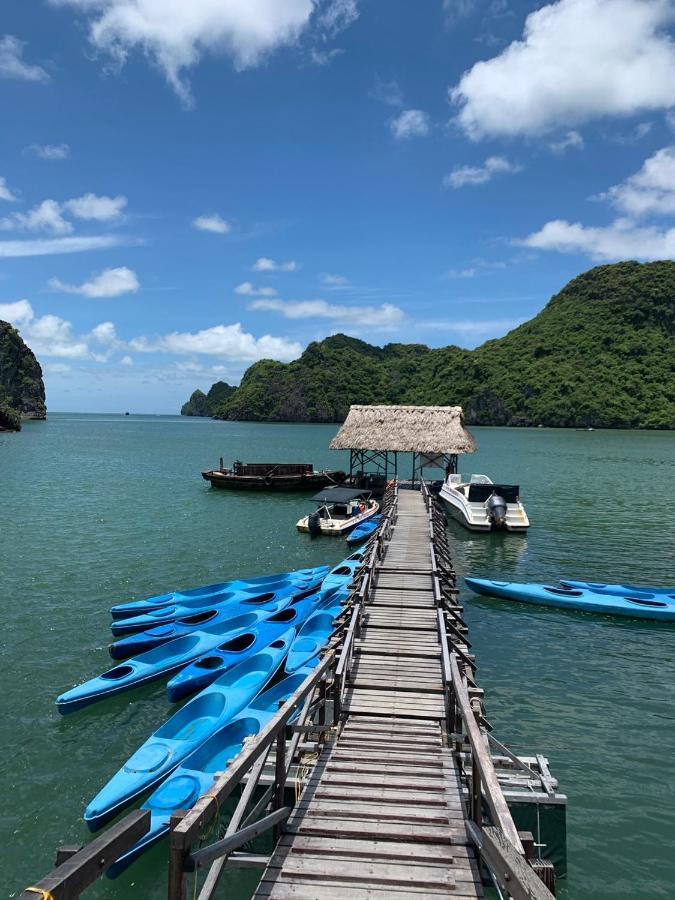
[
  {"x1": 439, "y1": 474, "x2": 530, "y2": 533},
  {"x1": 297, "y1": 487, "x2": 379, "y2": 536}
]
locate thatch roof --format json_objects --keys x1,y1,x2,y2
[{"x1": 330, "y1": 405, "x2": 477, "y2": 454}]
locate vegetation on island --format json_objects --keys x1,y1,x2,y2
[
  {"x1": 183, "y1": 261, "x2": 675, "y2": 429},
  {"x1": 0, "y1": 321, "x2": 46, "y2": 431},
  {"x1": 181, "y1": 380, "x2": 235, "y2": 416}
]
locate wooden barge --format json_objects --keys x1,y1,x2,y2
[{"x1": 202, "y1": 460, "x2": 347, "y2": 491}]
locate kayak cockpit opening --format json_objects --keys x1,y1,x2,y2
[
  {"x1": 626, "y1": 596, "x2": 668, "y2": 608},
  {"x1": 217, "y1": 633, "x2": 256, "y2": 653},
  {"x1": 243, "y1": 592, "x2": 276, "y2": 606},
  {"x1": 101, "y1": 665, "x2": 134, "y2": 680},
  {"x1": 181, "y1": 609, "x2": 218, "y2": 625},
  {"x1": 544, "y1": 586, "x2": 584, "y2": 596}
]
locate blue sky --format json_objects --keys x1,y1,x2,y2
[{"x1": 1, "y1": 0, "x2": 675, "y2": 413}]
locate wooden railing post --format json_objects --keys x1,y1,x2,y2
[
  {"x1": 168, "y1": 811, "x2": 188, "y2": 900},
  {"x1": 273, "y1": 727, "x2": 287, "y2": 844}
]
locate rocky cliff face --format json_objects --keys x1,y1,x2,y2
[{"x1": 0, "y1": 321, "x2": 47, "y2": 430}]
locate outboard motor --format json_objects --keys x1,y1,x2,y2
[
  {"x1": 308, "y1": 510, "x2": 322, "y2": 537},
  {"x1": 486, "y1": 493, "x2": 507, "y2": 529}
]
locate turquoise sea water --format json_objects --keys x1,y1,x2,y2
[{"x1": 2, "y1": 414, "x2": 675, "y2": 899}]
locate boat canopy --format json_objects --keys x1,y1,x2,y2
[{"x1": 310, "y1": 487, "x2": 369, "y2": 504}]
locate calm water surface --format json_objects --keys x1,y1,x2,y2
[{"x1": 2, "y1": 415, "x2": 674, "y2": 899}]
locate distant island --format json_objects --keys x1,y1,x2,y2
[
  {"x1": 182, "y1": 260, "x2": 674, "y2": 429},
  {"x1": 181, "y1": 380, "x2": 236, "y2": 417},
  {"x1": 0, "y1": 321, "x2": 46, "y2": 431}
]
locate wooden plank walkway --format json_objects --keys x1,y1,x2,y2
[{"x1": 254, "y1": 489, "x2": 483, "y2": 898}]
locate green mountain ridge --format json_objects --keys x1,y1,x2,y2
[
  {"x1": 182, "y1": 261, "x2": 675, "y2": 430},
  {"x1": 181, "y1": 380, "x2": 236, "y2": 416},
  {"x1": 0, "y1": 321, "x2": 46, "y2": 431}
]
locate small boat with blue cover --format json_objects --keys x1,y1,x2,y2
[
  {"x1": 84, "y1": 629, "x2": 294, "y2": 831},
  {"x1": 166, "y1": 587, "x2": 341, "y2": 701},
  {"x1": 346, "y1": 514, "x2": 381, "y2": 546},
  {"x1": 560, "y1": 580, "x2": 675, "y2": 598},
  {"x1": 110, "y1": 577, "x2": 324, "y2": 636},
  {"x1": 108, "y1": 584, "x2": 320, "y2": 658},
  {"x1": 109, "y1": 565, "x2": 328, "y2": 620},
  {"x1": 465, "y1": 577, "x2": 675, "y2": 621},
  {"x1": 106, "y1": 669, "x2": 315, "y2": 878},
  {"x1": 57, "y1": 612, "x2": 267, "y2": 714}
]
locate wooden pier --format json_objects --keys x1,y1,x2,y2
[{"x1": 21, "y1": 481, "x2": 561, "y2": 900}]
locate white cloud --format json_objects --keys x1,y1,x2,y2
[
  {"x1": 90, "y1": 321, "x2": 119, "y2": 346},
  {"x1": 44, "y1": 362, "x2": 72, "y2": 375},
  {"x1": 0, "y1": 177, "x2": 17, "y2": 202},
  {"x1": 49, "y1": 266, "x2": 140, "y2": 298},
  {"x1": 444, "y1": 268, "x2": 478, "y2": 279},
  {"x1": 519, "y1": 217, "x2": 675, "y2": 260},
  {"x1": 120, "y1": 355, "x2": 134, "y2": 366},
  {"x1": 0, "y1": 235, "x2": 125, "y2": 258},
  {"x1": 129, "y1": 323, "x2": 301, "y2": 362},
  {"x1": 51, "y1": 0, "x2": 318, "y2": 105},
  {"x1": 0, "y1": 35, "x2": 49, "y2": 82},
  {"x1": 451, "y1": 0, "x2": 675, "y2": 138},
  {"x1": 193, "y1": 214, "x2": 230, "y2": 234},
  {"x1": 64, "y1": 193, "x2": 127, "y2": 221},
  {"x1": 369, "y1": 77, "x2": 403, "y2": 108},
  {"x1": 390, "y1": 109, "x2": 431, "y2": 140},
  {"x1": 249, "y1": 298, "x2": 404, "y2": 329},
  {"x1": 600, "y1": 146, "x2": 675, "y2": 216},
  {"x1": 549, "y1": 130, "x2": 584, "y2": 153},
  {"x1": 251, "y1": 257, "x2": 298, "y2": 272},
  {"x1": 317, "y1": 0, "x2": 358, "y2": 34},
  {"x1": 320, "y1": 273, "x2": 349, "y2": 287},
  {"x1": 0, "y1": 199, "x2": 73, "y2": 235},
  {"x1": 25, "y1": 143, "x2": 71, "y2": 160},
  {"x1": 234, "y1": 281, "x2": 278, "y2": 297},
  {"x1": 443, "y1": 155, "x2": 521, "y2": 188},
  {"x1": 0, "y1": 299, "x2": 91, "y2": 359}
]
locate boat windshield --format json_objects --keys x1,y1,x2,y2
[{"x1": 469, "y1": 474, "x2": 493, "y2": 484}]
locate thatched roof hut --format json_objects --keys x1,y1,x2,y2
[{"x1": 330, "y1": 405, "x2": 477, "y2": 454}]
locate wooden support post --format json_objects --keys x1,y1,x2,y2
[
  {"x1": 168, "y1": 810, "x2": 189, "y2": 900},
  {"x1": 273, "y1": 727, "x2": 287, "y2": 844}
]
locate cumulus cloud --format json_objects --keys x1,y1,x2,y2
[
  {"x1": 451, "y1": 0, "x2": 675, "y2": 138},
  {"x1": 234, "y1": 281, "x2": 278, "y2": 297},
  {"x1": 549, "y1": 130, "x2": 584, "y2": 153},
  {"x1": 249, "y1": 298, "x2": 404, "y2": 329},
  {"x1": 25, "y1": 143, "x2": 71, "y2": 160},
  {"x1": 443, "y1": 156, "x2": 521, "y2": 188},
  {"x1": 316, "y1": 0, "x2": 359, "y2": 36},
  {"x1": 0, "y1": 35, "x2": 49, "y2": 82},
  {"x1": 120, "y1": 355, "x2": 133, "y2": 366},
  {"x1": 0, "y1": 235, "x2": 125, "y2": 258},
  {"x1": 369, "y1": 77, "x2": 403, "y2": 108},
  {"x1": 390, "y1": 109, "x2": 431, "y2": 140},
  {"x1": 0, "y1": 177, "x2": 17, "y2": 202},
  {"x1": 0, "y1": 199, "x2": 73, "y2": 234},
  {"x1": 64, "y1": 193, "x2": 127, "y2": 221},
  {"x1": 50, "y1": 0, "x2": 319, "y2": 105},
  {"x1": 519, "y1": 217, "x2": 675, "y2": 260},
  {"x1": 193, "y1": 214, "x2": 230, "y2": 234},
  {"x1": 251, "y1": 257, "x2": 298, "y2": 272},
  {"x1": 49, "y1": 266, "x2": 140, "y2": 298},
  {"x1": 0, "y1": 299, "x2": 91, "y2": 359},
  {"x1": 600, "y1": 146, "x2": 675, "y2": 216},
  {"x1": 129, "y1": 323, "x2": 301, "y2": 362}
]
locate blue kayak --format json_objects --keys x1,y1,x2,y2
[
  {"x1": 84, "y1": 629, "x2": 294, "y2": 831},
  {"x1": 285, "y1": 595, "x2": 344, "y2": 673},
  {"x1": 560, "y1": 580, "x2": 675, "y2": 599},
  {"x1": 57, "y1": 612, "x2": 268, "y2": 714},
  {"x1": 110, "y1": 578, "x2": 324, "y2": 636},
  {"x1": 110, "y1": 566, "x2": 329, "y2": 620},
  {"x1": 106, "y1": 668, "x2": 316, "y2": 878},
  {"x1": 166, "y1": 587, "x2": 339, "y2": 701},
  {"x1": 346, "y1": 515, "x2": 381, "y2": 546},
  {"x1": 108, "y1": 586, "x2": 320, "y2": 659},
  {"x1": 465, "y1": 577, "x2": 675, "y2": 622}
]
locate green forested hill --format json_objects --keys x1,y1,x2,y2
[
  {"x1": 0, "y1": 321, "x2": 46, "y2": 431},
  {"x1": 181, "y1": 380, "x2": 235, "y2": 416},
  {"x1": 185, "y1": 262, "x2": 675, "y2": 429}
]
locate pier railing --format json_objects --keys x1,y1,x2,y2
[{"x1": 421, "y1": 478, "x2": 555, "y2": 899}]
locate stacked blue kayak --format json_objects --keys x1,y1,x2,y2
[
  {"x1": 465, "y1": 577, "x2": 675, "y2": 621},
  {"x1": 55, "y1": 553, "x2": 366, "y2": 876},
  {"x1": 346, "y1": 514, "x2": 381, "y2": 547}
]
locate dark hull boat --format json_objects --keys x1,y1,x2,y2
[{"x1": 202, "y1": 460, "x2": 347, "y2": 492}]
